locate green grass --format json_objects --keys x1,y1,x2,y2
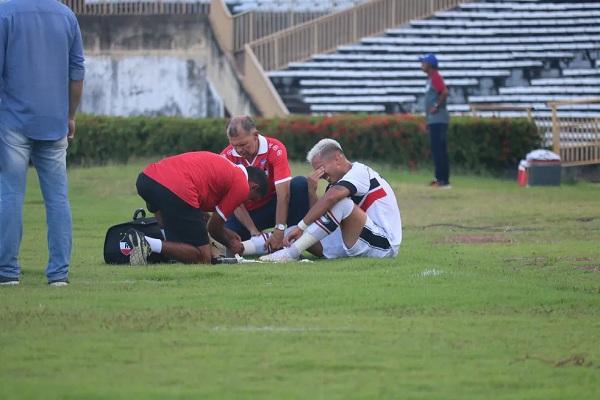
[{"x1": 1, "y1": 160, "x2": 599, "y2": 399}]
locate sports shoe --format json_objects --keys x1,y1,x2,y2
[
  {"x1": 259, "y1": 248, "x2": 297, "y2": 263},
  {"x1": 430, "y1": 181, "x2": 452, "y2": 189},
  {"x1": 210, "y1": 238, "x2": 227, "y2": 258},
  {"x1": 0, "y1": 276, "x2": 19, "y2": 286},
  {"x1": 48, "y1": 279, "x2": 69, "y2": 287},
  {"x1": 122, "y1": 228, "x2": 151, "y2": 266}
]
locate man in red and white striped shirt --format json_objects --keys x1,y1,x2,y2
[{"x1": 221, "y1": 116, "x2": 309, "y2": 253}]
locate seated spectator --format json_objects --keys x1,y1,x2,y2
[{"x1": 123, "y1": 151, "x2": 268, "y2": 265}]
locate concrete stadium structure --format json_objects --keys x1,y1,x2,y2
[{"x1": 268, "y1": 0, "x2": 600, "y2": 119}]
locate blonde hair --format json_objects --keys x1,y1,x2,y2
[{"x1": 306, "y1": 138, "x2": 344, "y2": 163}]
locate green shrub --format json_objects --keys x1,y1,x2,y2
[
  {"x1": 69, "y1": 114, "x2": 540, "y2": 174},
  {"x1": 68, "y1": 115, "x2": 229, "y2": 165},
  {"x1": 447, "y1": 117, "x2": 540, "y2": 174}
]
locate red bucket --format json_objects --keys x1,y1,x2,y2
[{"x1": 517, "y1": 165, "x2": 528, "y2": 187}]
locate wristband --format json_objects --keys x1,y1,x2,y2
[{"x1": 297, "y1": 220, "x2": 308, "y2": 231}]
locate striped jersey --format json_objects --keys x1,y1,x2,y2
[
  {"x1": 221, "y1": 135, "x2": 291, "y2": 211},
  {"x1": 334, "y1": 162, "x2": 402, "y2": 247}
]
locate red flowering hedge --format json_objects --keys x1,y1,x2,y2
[
  {"x1": 69, "y1": 114, "x2": 540, "y2": 174},
  {"x1": 257, "y1": 114, "x2": 429, "y2": 168}
]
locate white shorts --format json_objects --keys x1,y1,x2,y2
[{"x1": 321, "y1": 217, "x2": 399, "y2": 259}]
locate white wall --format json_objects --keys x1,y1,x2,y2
[{"x1": 81, "y1": 55, "x2": 224, "y2": 117}]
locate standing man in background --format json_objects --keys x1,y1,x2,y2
[
  {"x1": 0, "y1": 0, "x2": 85, "y2": 286},
  {"x1": 420, "y1": 53, "x2": 451, "y2": 189},
  {"x1": 221, "y1": 116, "x2": 309, "y2": 253}
]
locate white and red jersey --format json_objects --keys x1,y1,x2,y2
[
  {"x1": 334, "y1": 162, "x2": 402, "y2": 247},
  {"x1": 143, "y1": 151, "x2": 249, "y2": 221},
  {"x1": 221, "y1": 134, "x2": 291, "y2": 211}
]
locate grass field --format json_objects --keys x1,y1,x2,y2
[{"x1": 1, "y1": 160, "x2": 599, "y2": 399}]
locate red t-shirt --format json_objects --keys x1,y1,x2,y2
[
  {"x1": 429, "y1": 69, "x2": 447, "y2": 93},
  {"x1": 221, "y1": 135, "x2": 291, "y2": 211},
  {"x1": 143, "y1": 151, "x2": 249, "y2": 220}
]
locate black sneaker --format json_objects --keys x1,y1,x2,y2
[
  {"x1": 0, "y1": 275, "x2": 19, "y2": 286},
  {"x1": 48, "y1": 279, "x2": 69, "y2": 287},
  {"x1": 122, "y1": 228, "x2": 151, "y2": 266}
]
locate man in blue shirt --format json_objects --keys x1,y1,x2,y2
[{"x1": 0, "y1": 0, "x2": 85, "y2": 286}]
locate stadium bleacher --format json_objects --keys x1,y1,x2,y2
[
  {"x1": 227, "y1": 0, "x2": 365, "y2": 13},
  {"x1": 268, "y1": 0, "x2": 600, "y2": 117},
  {"x1": 84, "y1": 0, "x2": 365, "y2": 13}
]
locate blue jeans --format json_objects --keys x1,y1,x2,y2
[
  {"x1": 0, "y1": 126, "x2": 72, "y2": 282},
  {"x1": 428, "y1": 123, "x2": 450, "y2": 185},
  {"x1": 225, "y1": 176, "x2": 309, "y2": 240}
]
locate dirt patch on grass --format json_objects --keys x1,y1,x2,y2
[
  {"x1": 422, "y1": 223, "x2": 538, "y2": 232},
  {"x1": 505, "y1": 257, "x2": 600, "y2": 270},
  {"x1": 576, "y1": 216, "x2": 600, "y2": 223},
  {"x1": 576, "y1": 264, "x2": 600, "y2": 272},
  {"x1": 567, "y1": 257, "x2": 600, "y2": 271},
  {"x1": 504, "y1": 256, "x2": 552, "y2": 268},
  {"x1": 514, "y1": 354, "x2": 593, "y2": 368},
  {"x1": 444, "y1": 235, "x2": 512, "y2": 244}
]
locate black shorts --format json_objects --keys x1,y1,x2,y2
[{"x1": 136, "y1": 173, "x2": 209, "y2": 247}]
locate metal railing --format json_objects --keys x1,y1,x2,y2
[
  {"x1": 470, "y1": 100, "x2": 600, "y2": 167},
  {"x1": 62, "y1": 0, "x2": 210, "y2": 15},
  {"x1": 249, "y1": 0, "x2": 469, "y2": 71},
  {"x1": 546, "y1": 98, "x2": 600, "y2": 167},
  {"x1": 233, "y1": 11, "x2": 327, "y2": 54},
  {"x1": 210, "y1": 0, "x2": 291, "y2": 116},
  {"x1": 210, "y1": 0, "x2": 329, "y2": 54}
]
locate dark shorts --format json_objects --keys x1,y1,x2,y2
[
  {"x1": 225, "y1": 176, "x2": 310, "y2": 241},
  {"x1": 136, "y1": 173, "x2": 208, "y2": 247}
]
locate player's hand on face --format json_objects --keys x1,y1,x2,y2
[
  {"x1": 284, "y1": 227, "x2": 303, "y2": 247},
  {"x1": 266, "y1": 229, "x2": 284, "y2": 252},
  {"x1": 307, "y1": 167, "x2": 324, "y2": 193}
]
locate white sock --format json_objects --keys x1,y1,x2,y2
[
  {"x1": 145, "y1": 236, "x2": 163, "y2": 254},
  {"x1": 160, "y1": 229, "x2": 166, "y2": 240},
  {"x1": 242, "y1": 232, "x2": 270, "y2": 256},
  {"x1": 288, "y1": 198, "x2": 355, "y2": 258}
]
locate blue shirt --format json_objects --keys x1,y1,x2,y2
[{"x1": 0, "y1": 0, "x2": 85, "y2": 140}]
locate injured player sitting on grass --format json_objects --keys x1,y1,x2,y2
[{"x1": 240, "y1": 138, "x2": 402, "y2": 262}]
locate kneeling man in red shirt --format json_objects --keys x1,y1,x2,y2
[{"x1": 124, "y1": 151, "x2": 268, "y2": 265}]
